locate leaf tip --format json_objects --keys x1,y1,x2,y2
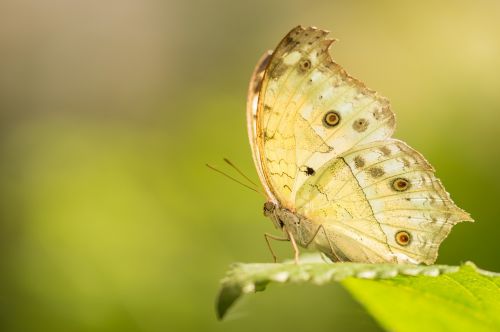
[{"x1": 216, "y1": 283, "x2": 242, "y2": 320}]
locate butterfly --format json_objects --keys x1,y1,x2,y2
[{"x1": 246, "y1": 26, "x2": 473, "y2": 264}]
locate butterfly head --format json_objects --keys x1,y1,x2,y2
[
  {"x1": 263, "y1": 201, "x2": 285, "y2": 229},
  {"x1": 263, "y1": 201, "x2": 276, "y2": 217}
]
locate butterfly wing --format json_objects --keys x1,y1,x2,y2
[
  {"x1": 295, "y1": 139, "x2": 472, "y2": 264},
  {"x1": 256, "y1": 26, "x2": 394, "y2": 207},
  {"x1": 247, "y1": 51, "x2": 274, "y2": 200},
  {"x1": 253, "y1": 26, "x2": 473, "y2": 264}
]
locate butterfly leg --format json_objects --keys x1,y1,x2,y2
[
  {"x1": 319, "y1": 252, "x2": 330, "y2": 263},
  {"x1": 304, "y1": 224, "x2": 343, "y2": 262},
  {"x1": 284, "y1": 228, "x2": 300, "y2": 264},
  {"x1": 264, "y1": 233, "x2": 288, "y2": 263}
]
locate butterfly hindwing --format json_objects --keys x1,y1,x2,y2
[
  {"x1": 294, "y1": 152, "x2": 393, "y2": 263},
  {"x1": 295, "y1": 139, "x2": 472, "y2": 263}
]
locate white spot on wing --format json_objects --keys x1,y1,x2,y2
[
  {"x1": 310, "y1": 70, "x2": 323, "y2": 82},
  {"x1": 338, "y1": 102, "x2": 353, "y2": 113},
  {"x1": 283, "y1": 51, "x2": 301, "y2": 65},
  {"x1": 321, "y1": 86, "x2": 334, "y2": 100},
  {"x1": 300, "y1": 104, "x2": 314, "y2": 119},
  {"x1": 369, "y1": 199, "x2": 385, "y2": 213}
]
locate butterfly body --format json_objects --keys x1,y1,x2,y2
[
  {"x1": 265, "y1": 201, "x2": 353, "y2": 262},
  {"x1": 248, "y1": 26, "x2": 473, "y2": 264},
  {"x1": 264, "y1": 202, "x2": 309, "y2": 245}
]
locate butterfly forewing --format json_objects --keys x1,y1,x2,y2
[
  {"x1": 247, "y1": 51, "x2": 274, "y2": 200},
  {"x1": 257, "y1": 26, "x2": 395, "y2": 207}
]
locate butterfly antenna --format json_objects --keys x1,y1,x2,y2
[
  {"x1": 206, "y1": 163, "x2": 265, "y2": 197},
  {"x1": 223, "y1": 158, "x2": 259, "y2": 188}
]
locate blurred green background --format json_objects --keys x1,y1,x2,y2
[{"x1": 1, "y1": 0, "x2": 499, "y2": 331}]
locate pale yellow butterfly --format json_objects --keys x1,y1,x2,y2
[{"x1": 247, "y1": 26, "x2": 473, "y2": 265}]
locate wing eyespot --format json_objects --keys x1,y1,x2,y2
[
  {"x1": 395, "y1": 231, "x2": 411, "y2": 246},
  {"x1": 323, "y1": 111, "x2": 341, "y2": 127},
  {"x1": 379, "y1": 146, "x2": 391, "y2": 156},
  {"x1": 353, "y1": 118, "x2": 369, "y2": 132},
  {"x1": 353, "y1": 155, "x2": 365, "y2": 168},
  {"x1": 368, "y1": 167, "x2": 385, "y2": 178},
  {"x1": 392, "y1": 177, "x2": 411, "y2": 191},
  {"x1": 299, "y1": 59, "x2": 311, "y2": 71}
]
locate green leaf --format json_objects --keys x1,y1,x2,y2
[{"x1": 216, "y1": 255, "x2": 500, "y2": 332}]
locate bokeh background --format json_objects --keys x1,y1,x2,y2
[{"x1": 1, "y1": 0, "x2": 499, "y2": 331}]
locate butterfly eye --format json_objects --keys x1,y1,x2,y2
[
  {"x1": 392, "y1": 178, "x2": 410, "y2": 191},
  {"x1": 395, "y1": 231, "x2": 411, "y2": 246},
  {"x1": 323, "y1": 111, "x2": 341, "y2": 127},
  {"x1": 263, "y1": 202, "x2": 275, "y2": 216}
]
